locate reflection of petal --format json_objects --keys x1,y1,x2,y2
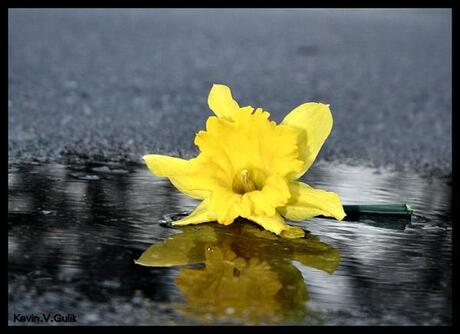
[
  {"x1": 287, "y1": 234, "x2": 341, "y2": 274},
  {"x1": 135, "y1": 223, "x2": 340, "y2": 324},
  {"x1": 134, "y1": 225, "x2": 217, "y2": 267}
]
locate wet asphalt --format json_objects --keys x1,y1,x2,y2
[{"x1": 8, "y1": 9, "x2": 452, "y2": 176}]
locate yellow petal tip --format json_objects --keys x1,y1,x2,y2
[{"x1": 212, "y1": 83, "x2": 228, "y2": 89}]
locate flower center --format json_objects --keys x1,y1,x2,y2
[{"x1": 232, "y1": 169, "x2": 265, "y2": 194}]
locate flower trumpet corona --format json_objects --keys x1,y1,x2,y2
[{"x1": 144, "y1": 84, "x2": 346, "y2": 238}]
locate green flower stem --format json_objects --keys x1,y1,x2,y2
[
  {"x1": 337, "y1": 204, "x2": 413, "y2": 230},
  {"x1": 343, "y1": 204, "x2": 413, "y2": 216}
]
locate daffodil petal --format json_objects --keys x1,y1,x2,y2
[
  {"x1": 144, "y1": 154, "x2": 188, "y2": 175},
  {"x1": 143, "y1": 154, "x2": 211, "y2": 199},
  {"x1": 241, "y1": 176, "x2": 290, "y2": 217},
  {"x1": 208, "y1": 84, "x2": 240, "y2": 120},
  {"x1": 195, "y1": 111, "x2": 303, "y2": 181},
  {"x1": 210, "y1": 187, "x2": 241, "y2": 225},
  {"x1": 278, "y1": 181, "x2": 346, "y2": 221},
  {"x1": 172, "y1": 199, "x2": 217, "y2": 226},
  {"x1": 281, "y1": 103, "x2": 333, "y2": 178},
  {"x1": 243, "y1": 212, "x2": 290, "y2": 236}
]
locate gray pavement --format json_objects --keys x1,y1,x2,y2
[{"x1": 8, "y1": 9, "x2": 452, "y2": 176}]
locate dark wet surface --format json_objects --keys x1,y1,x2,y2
[{"x1": 8, "y1": 161, "x2": 451, "y2": 325}]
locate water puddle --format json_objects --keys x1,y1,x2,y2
[{"x1": 8, "y1": 161, "x2": 451, "y2": 325}]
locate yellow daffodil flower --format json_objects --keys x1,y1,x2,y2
[{"x1": 144, "y1": 84, "x2": 345, "y2": 238}]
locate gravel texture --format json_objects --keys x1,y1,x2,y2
[{"x1": 8, "y1": 9, "x2": 452, "y2": 176}]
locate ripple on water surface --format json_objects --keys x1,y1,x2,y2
[{"x1": 8, "y1": 161, "x2": 451, "y2": 325}]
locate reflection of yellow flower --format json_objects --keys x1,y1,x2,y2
[
  {"x1": 176, "y1": 243, "x2": 283, "y2": 323},
  {"x1": 136, "y1": 223, "x2": 340, "y2": 324},
  {"x1": 144, "y1": 84, "x2": 345, "y2": 238}
]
